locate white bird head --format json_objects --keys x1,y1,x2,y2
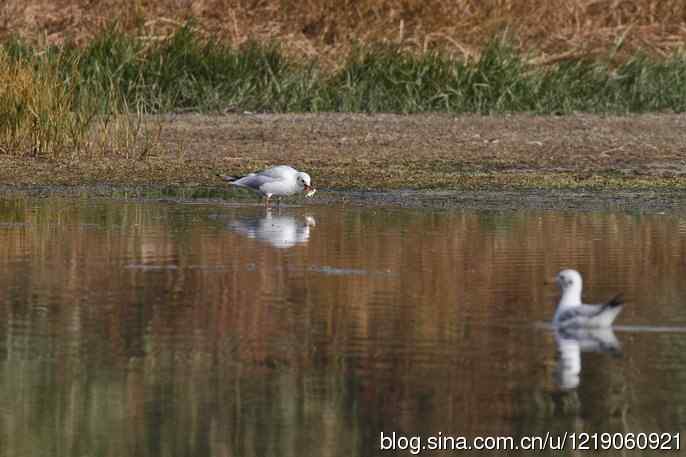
[
  {"x1": 556, "y1": 269, "x2": 582, "y2": 290},
  {"x1": 555, "y1": 269, "x2": 583, "y2": 305},
  {"x1": 296, "y1": 172, "x2": 313, "y2": 191}
]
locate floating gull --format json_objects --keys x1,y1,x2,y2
[
  {"x1": 218, "y1": 165, "x2": 315, "y2": 206},
  {"x1": 552, "y1": 269, "x2": 624, "y2": 328},
  {"x1": 229, "y1": 210, "x2": 316, "y2": 249}
]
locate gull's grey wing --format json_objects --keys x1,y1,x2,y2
[
  {"x1": 257, "y1": 166, "x2": 297, "y2": 179},
  {"x1": 556, "y1": 304, "x2": 602, "y2": 323},
  {"x1": 232, "y1": 173, "x2": 278, "y2": 190}
]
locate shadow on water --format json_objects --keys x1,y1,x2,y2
[{"x1": 0, "y1": 197, "x2": 685, "y2": 456}]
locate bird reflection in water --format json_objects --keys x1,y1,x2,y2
[
  {"x1": 554, "y1": 326, "x2": 622, "y2": 391},
  {"x1": 228, "y1": 209, "x2": 316, "y2": 249}
]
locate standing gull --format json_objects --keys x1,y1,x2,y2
[
  {"x1": 218, "y1": 165, "x2": 315, "y2": 206},
  {"x1": 552, "y1": 269, "x2": 624, "y2": 328}
]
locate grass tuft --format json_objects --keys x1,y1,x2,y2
[{"x1": 0, "y1": 49, "x2": 93, "y2": 158}]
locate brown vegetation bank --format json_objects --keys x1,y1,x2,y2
[{"x1": 2, "y1": 0, "x2": 685, "y2": 66}]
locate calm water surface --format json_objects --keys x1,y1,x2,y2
[{"x1": 0, "y1": 197, "x2": 685, "y2": 456}]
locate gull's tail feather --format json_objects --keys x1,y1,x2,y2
[
  {"x1": 605, "y1": 293, "x2": 624, "y2": 309},
  {"x1": 217, "y1": 174, "x2": 238, "y2": 182}
]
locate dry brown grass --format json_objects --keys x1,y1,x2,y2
[
  {"x1": 2, "y1": 1, "x2": 685, "y2": 66},
  {"x1": 0, "y1": 47, "x2": 161, "y2": 159},
  {"x1": 0, "y1": 48, "x2": 86, "y2": 157}
]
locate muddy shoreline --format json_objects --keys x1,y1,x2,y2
[
  {"x1": 1, "y1": 113, "x2": 684, "y2": 212},
  {"x1": 1, "y1": 184, "x2": 684, "y2": 214}
]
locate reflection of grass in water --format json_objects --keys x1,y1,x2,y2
[
  {"x1": 477, "y1": 213, "x2": 519, "y2": 234},
  {"x1": 122, "y1": 185, "x2": 242, "y2": 200},
  {"x1": 1, "y1": 196, "x2": 685, "y2": 454}
]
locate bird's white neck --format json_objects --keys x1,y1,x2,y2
[{"x1": 558, "y1": 285, "x2": 582, "y2": 307}]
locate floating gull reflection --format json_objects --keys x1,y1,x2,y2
[
  {"x1": 554, "y1": 326, "x2": 622, "y2": 391},
  {"x1": 229, "y1": 210, "x2": 316, "y2": 249}
]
